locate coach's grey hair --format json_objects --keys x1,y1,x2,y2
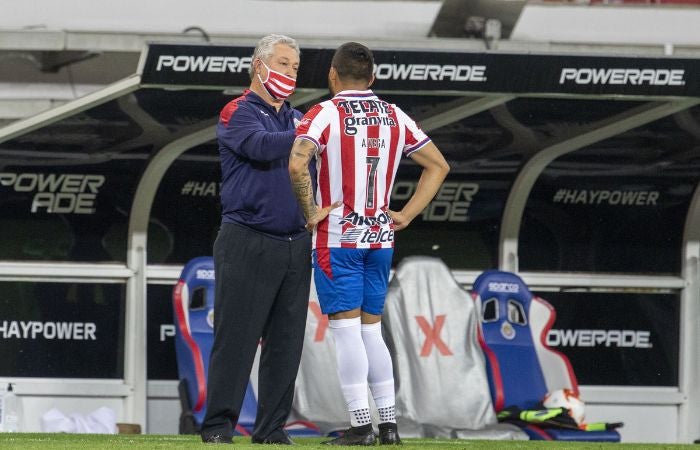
[{"x1": 249, "y1": 34, "x2": 300, "y2": 78}]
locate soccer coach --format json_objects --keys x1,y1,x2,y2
[{"x1": 200, "y1": 34, "x2": 320, "y2": 445}]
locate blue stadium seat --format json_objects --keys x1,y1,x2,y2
[
  {"x1": 470, "y1": 270, "x2": 620, "y2": 442},
  {"x1": 172, "y1": 256, "x2": 256, "y2": 434}
]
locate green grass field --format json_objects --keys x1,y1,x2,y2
[{"x1": 0, "y1": 434, "x2": 696, "y2": 449}]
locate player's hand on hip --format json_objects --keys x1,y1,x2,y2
[
  {"x1": 307, "y1": 201, "x2": 343, "y2": 232},
  {"x1": 388, "y1": 209, "x2": 411, "y2": 231}
]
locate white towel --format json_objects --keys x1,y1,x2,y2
[{"x1": 40, "y1": 407, "x2": 117, "y2": 434}]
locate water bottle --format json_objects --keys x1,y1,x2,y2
[{"x1": 2, "y1": 384, "x2": 18, "y2": 432}]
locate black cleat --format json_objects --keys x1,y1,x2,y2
[
  {"x1": 252, "y1": 429, "x2": 295, "y2": 445},
  {"x1": 378, "y1": 423, "x2": 402, "y2": 445},
  {"x1": 201, "y1": 433, "x2": 233, "y2": 444},
  {"x1": 323, "y1": 424, "x2": 376, "y2": 446}
]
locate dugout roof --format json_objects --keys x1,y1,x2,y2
[
  {"x1": 2, "y1": 41, "x2": 699, "y2": 152},
  {"x1": 1, "y1": 42, "x2": 699, "y2": 175},
  {"x1": 0, "y1": 41, "x2": 699, "y2": 273}
]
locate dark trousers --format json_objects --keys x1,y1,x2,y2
[{"x1": 201, "y1": 222, "x2": 311, "y2": 440}]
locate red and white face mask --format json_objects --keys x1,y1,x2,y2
[{"x1": 257, "y1": 60, "x2": 296, "y2": 100}]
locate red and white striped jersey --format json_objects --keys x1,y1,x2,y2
[{"x1": 296, "y1": 89, "x2": 430, "y2": 249}]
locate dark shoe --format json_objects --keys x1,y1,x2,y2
[
  {"x1": 201, "y1": 433, "x2": 233, "y2": 444},
  {"x1": 323, "y1": 424, "x2": 376, "y2": 446},
  {"x1": 252, "y1": 429, "x2": 295, "y2": 445},
  {"x1": 378, "y1": 423, "x2": 401, "y2": 445}
]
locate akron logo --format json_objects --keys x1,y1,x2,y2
[{"x1": 339, "y1": 211, "x2": 392, "y2": 227}]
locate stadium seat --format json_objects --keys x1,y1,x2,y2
[
  {"x1": 470, "y1": 270, "x2": 620, "y2": 442},
  {"x1": 172, "y1": 256, "x2": 320, "y2": 437},
  {"x1": 382, "y1": 256, "x2": 527, "y2": 439},
  {"x1": 172, "y1": 256, "x2": 256, "y2": 434}
]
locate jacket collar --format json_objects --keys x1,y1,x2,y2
[{"x1": 244, "y1": 89, "x2": 291, "y2": 115}]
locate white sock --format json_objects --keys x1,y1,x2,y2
[
  {"x1": 350, "y1": 408, "x2": 372, "y2": 428},
  {"x1": 377, "y1": 405, "x2": 396, "y2": 424},
  {"x1": 330, "y1": 318, "x2": 371, "y2": 426},
  {"x1": 361, "y1": 322, "x2": 396, "y2": 423}
]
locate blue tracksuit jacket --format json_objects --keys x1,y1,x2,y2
[{"x1": 217, "y1": 89, "x2": 307, "y2": 240}]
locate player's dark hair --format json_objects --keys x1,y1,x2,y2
[{"x1": 331, "y1": 42, "x2": 374, "y2": 83}]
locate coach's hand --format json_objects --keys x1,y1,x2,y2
[{"x1": 306, "y1": 201, "x2": 343, "y2": 232}]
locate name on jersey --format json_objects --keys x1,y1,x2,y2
[
  {"x1": 362, "y1": 138, "x2": 385, "y2": 149},
  {"x1": 344, "y1": 116, "x2": 396, "y2": 136},
  {"x1": 337, "y1": 100, "x2": 392, "y2": 115},
  {"x1": 339, "y1": 211, "x2": 392, "y2": 227}
]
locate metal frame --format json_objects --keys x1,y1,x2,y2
[
  {"x1": 678, "y1": 180, "x2": 700, "y2": 439},
  {"x1": 0, "y1": 76, "x2": 141, "y2": 144}
]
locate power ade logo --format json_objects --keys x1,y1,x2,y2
[
  {"x1": 392, "y1": 181, "x2": 478, "y2": 222},
  {"x1": 547, "y1": 329, "x2": 652, "y2": 348},
  {"x1": 0, "y1": 172, "x2": 105, "y2": 214},
  {"x1": 374, "y1": 64, "x2": 487, "y2": 82},
  {"x1": 487, "y1": 282, "x2": 519, "y2": 293},
  {"x1": 156, "y1": 55, "x2": 251, "y2": 73},
  {"x1": 559, "y1": 68, "x2": 685, "y2": 86}
]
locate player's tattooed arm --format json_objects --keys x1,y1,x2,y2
[
  {"x1": 289, "y1": 138, "x2": 318, "y2": 221},
  {"x1": 289, "y1": 138, "x2": 342, "y2": 231}
]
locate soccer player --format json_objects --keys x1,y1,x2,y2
[{"x1": 289, "y1": 42, "x2": 450, "y2": 445}]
